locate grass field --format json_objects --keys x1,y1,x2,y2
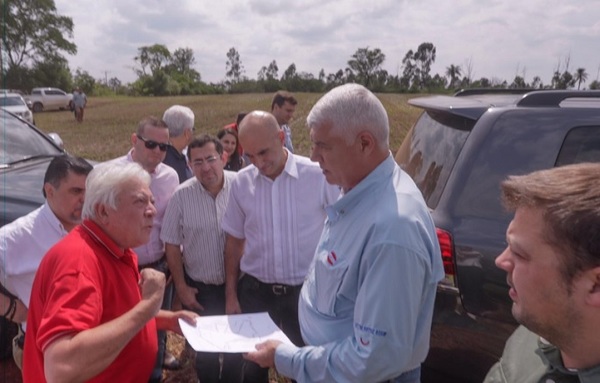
[
  {"x1": 29, "y1": 92, "x2": 424, "y2": 383},
  {"x1": 33, "y1": 93, "x2": 423, "y2": 161}
]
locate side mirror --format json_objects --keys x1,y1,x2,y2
[{"x1": 47, "y1": 133, "x2": 64, "y2": 149}]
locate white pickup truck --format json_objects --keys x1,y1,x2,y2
[{"x1": 25, "y1": 87, "x2": 73, "y2": 112}]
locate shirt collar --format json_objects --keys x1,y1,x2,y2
[
  {"x1": 326, "y1": 153, "x2": 395, "y2": 223},
  {"x1": 42, "y1": 201, "x2": 70, "y2": 235},
  {"x1": 127, "y1": 149, "x2": 160, "y2": 175},
  {"x1": 252, "y1": 148, "x2": 299, "y2": 181},
  {"x1": 81, "y1": 219, "x2": 131, "y2": 260},
  {"x1": 536, "y1": 336, "x2": 600, "y2": 383}
]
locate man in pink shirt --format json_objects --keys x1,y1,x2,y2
[{"x1": 107, "y1": 116, "x2": 180, "y2": 378}]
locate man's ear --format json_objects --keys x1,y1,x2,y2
[
  {"x1": 585, "y1": 267, "x2": 600, "y2": 307},
  {"x1": 95, "y1": 204, "x2": 110, "y2": 224},
  {"x1": 43, "y1": 183, "x2": 55, "y2": 199},
  {"x1": 357, "y1": 131, "x2": 375, "y2": 154},
  {"x1": 131, "y1": 133, "x2": 138, "y2": 146}
]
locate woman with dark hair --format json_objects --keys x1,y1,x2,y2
[{"x1": 217, "y1": 128, "x2": 244, "y2": 171}]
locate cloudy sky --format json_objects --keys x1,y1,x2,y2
[{"x1": 54, "y1": 0, "x2": 600, "y2": 87}]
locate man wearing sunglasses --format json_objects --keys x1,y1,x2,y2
[{"x1": 107, "y1": 116, "x2": 180, "y2": 380}]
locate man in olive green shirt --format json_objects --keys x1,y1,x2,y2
[{"x1": 485, "y1": 163, "x2": 600, "y2": 383}]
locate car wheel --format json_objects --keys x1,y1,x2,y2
[{"x1": 32, "y1": 103, "x2": 43, "y2": 113}]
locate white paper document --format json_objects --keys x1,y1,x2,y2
[{"x1": 179, "y1": 312, "x2": 294, "y2": 353}]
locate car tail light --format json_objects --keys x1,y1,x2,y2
[{"x1": 436, "y1": 228, "x2": 456, "y2": 287}]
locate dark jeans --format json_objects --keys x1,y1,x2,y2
[
  {"x1": 141, "y1": 258, "x2": 172, "y2": 383},
  {"x1": 185, "y1": 274, "x2": 243, "y2": 383},
  {"x1": 238, "y1": 274, "x2": 304, "y2": 383}
]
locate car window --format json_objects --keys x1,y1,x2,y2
[
  {"x1": 556, "y1": 126, "x2": 600, "y2": 165},
  {"x1": 453, "y1": 110, "x2": 587, "y2": 221},
  {"x1": 396, "y1": 111, "x2": 472, "y2": 208},
  {"x1": 32, "y1": 90, "x2": 41, "y2": 95},
  {"x1": 0, "y1": 110, "x2": 62, "y2": 164},
  {"x1": 1, "y1": 96, "x2": 25, "y2": 107}
]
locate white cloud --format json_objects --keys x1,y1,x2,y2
[{"x1": 54, "y1": 0, "x2": 600, "y2": 87}]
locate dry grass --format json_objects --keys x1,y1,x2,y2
[
  {"x1": 33, "y1": 93, "x2": 422, "y2": 161},
  {"x1": 31, "y1": 93, "x2": 423, "y2": 383}
]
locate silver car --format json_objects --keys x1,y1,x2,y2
[{"x1": 1, "y1": 92, "x2": 34, "y2": 124}]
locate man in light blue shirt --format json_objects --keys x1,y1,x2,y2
[{"x1": 246, "y1": 83, "x2": 444, "y2": 383}]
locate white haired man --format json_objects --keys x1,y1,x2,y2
[
  {"x1": 23, "y1": 162, "x2": 196, "y2": 383},
  {"x1": 162, "y1": 105, "x2": 195, "y2": 183},
  {"x1": 245, "y1": 84, "x2": 444, "y2": 383},
  {"x1": 107, "y1": 116, "x2": 180, "y2": 377}
]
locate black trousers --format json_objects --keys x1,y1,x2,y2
[
  {"x1": 238, "y1": 274, "x2": 304, "y2": 383},
  {"x1": 184, "y1": 274, "x2": 243, "y2": 383}
]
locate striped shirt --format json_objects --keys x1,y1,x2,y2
[
  {"x1": 222, "y1": 152, "x2": 339, "y2": 285},
  {"x1": 160, "y1": 171, "x2": 236, "y2": 284}
]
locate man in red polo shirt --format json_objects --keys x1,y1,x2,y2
[{"x1": 23, "y1": 161, "x2": 197, "y2": 383}]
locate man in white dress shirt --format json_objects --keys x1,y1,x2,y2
[
  {"x1": 0, "y1": 154, "x2": 92, "y2": 369},
  {"x1": 222, "y1": 111, "x2": 339, "y2": 383}
]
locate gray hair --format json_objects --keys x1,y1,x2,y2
[
  {"x1": 307, "y1": 83, "x2": 389, "y2": 147},
  {"x1": 82, "y1": 162, "x2": 151, "y2": 220},
  {"x1": 162, "y1": 105, "x2": 195, "y2": 137}
]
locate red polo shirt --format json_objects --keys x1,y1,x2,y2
[{"x1": 23, "y1": 220, "x2": 157, "y2": 383}]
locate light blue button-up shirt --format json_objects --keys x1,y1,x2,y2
[{"x1": 275, "y1": 154, "x2": 444, "y2": 382}]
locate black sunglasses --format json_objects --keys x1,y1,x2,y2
[{"x1": 136, "y1": 134, "x2": 169, "y2": 151}]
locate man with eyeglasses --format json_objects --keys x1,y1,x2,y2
[
  {"x1": 162, "y1": 105, "x2": 195, "y2": 184},
  {"x1": 106, "y1": 116, "x2": 180, "y2": 380},
  {"x1": 161, "y1": 135, "x2": 243, "y2": 383}
]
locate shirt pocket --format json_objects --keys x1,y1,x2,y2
[{"x1": 313, "y1": 256, "x2": 348, "y2": 316}]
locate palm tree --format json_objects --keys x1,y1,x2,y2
[
  {"x1": 445, "y1": 64, "x2": 462, "y2": 89},
  {"x1": 575, "y1": 68, "x2": 588, "y2": 90}
]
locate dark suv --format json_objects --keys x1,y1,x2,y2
[{"x1": 395, "y1": 89, "x2": 600, "y2": 382}]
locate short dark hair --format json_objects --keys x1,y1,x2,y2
[
  {"x1": 43, "y1": 155, "x2": 93, "y2": 197},
  {"x1": 236, "y1": 112, "x2": 247, "y2": 126},
  {"x1": 502, "y1": 162, "x2": 600, "y2": 283},
  {"x1": 136, "y1": 116, "x2": 168, "y2": 136},
  {"x1": 187, "y1": 134, "x2": 224, "y2": 161},
  {"x1": 271, "y1": 91, "x2": 297, "y2": 110}
]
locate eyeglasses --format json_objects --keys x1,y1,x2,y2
[
  {"x1": 136, "y1": 135, "x2": 169, "y2": 151},
  {"x1": 192, "y1": 156, "x2": 218, "y2": 167}
]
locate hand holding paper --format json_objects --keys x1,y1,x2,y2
[{"x1": 178, "y1": 312, "x2": 293, "y2": 353}]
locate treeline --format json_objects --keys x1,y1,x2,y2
[{"x1": 2, "y1": 0, "x2": 599, "y2": 96}]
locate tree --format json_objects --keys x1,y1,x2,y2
[
  {"x1": 574, "y1": 67, "x2": 588, "y2": 90},
  {"x1": 281, "y1": 63, "x2": 297, "y2": 81},
  {"x1": 413, "y1": 42, "x2": 436, "y2": 88},
  {"x1": 1, "y1": 0, "x2": 77, "y2": 70},
  {"x1": 347, "y1": 47, "x2": 386, "y2": 89},
  {"x1": 400, "y1": 42, "x2": 436, "y2": 90},
  {"x1": 258, "y1": 60, "x2": 278, "y2": 81},
  {"x1": 445, "y1": 64, "x2": 462, "y2": 89},
  {"x1": 1, "y1": 0, "x2": 77, "y2": 90},
  {"x1": 171, "y1": 48, "x2": 195, "y2": 75},
  {"x1": 134, "y1": 44, "x2": 171, "y2": 76},
  {"x1": 225, "y1": 47, "x2": 245, "y2": 83},
  {"x1": 73, "y1": 68, "x2": 96, "y2": 94}
]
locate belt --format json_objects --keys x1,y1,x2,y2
[
  {"x1": 245, "y1": 274, "x2": 301, "y2": 296},
  {"x1": 184, "y1": 273, "x2": 225, "y2": 291}
]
